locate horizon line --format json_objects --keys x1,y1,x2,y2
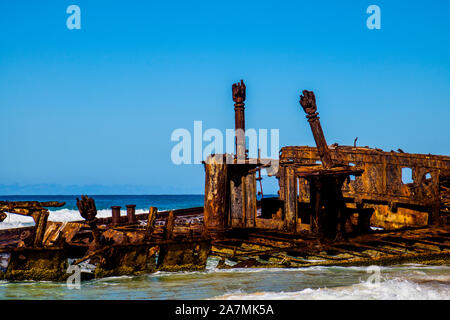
[{"x1": 0, "y1": 193, "x2": 206, "y2": 197}]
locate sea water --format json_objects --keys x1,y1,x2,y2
[
  {"x1": 0, "y1": 195, "x2": 448, "y2": 300},
  {"x1": 0, "y1": 195, "x2": 204, "y2": 229}
]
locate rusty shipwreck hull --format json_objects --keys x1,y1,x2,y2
[
  {"x1": 202, "y1": 82, "x2": 449, "y2": 269},
  {"x1": 204, "y1": 145, "x2": 450, "y2": 270},
  {"x1": 1, "y1": 80, "x2": 449, "y2": 281},
  {"x1": 203, "y1": 144, "x2": 450, "y2": 269},
  {"x1": 0, "y1": 199, "x2": 211, "y2": 281}
]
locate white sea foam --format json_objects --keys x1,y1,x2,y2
[
  {"x1": 211, "y1": 277, "x2": 450, "y2": 300},
  {"x1": 0, "y1": 213, "x2": 35, "y2": 229},
  {"x1": 0, "y1": 208, "x2": 204, "y2": 230},
  {"x1": 48, "y1": 208, "x2": 151, "y2": 222},
  {"x1": 0, "y1": 209, "x2": 151, "y2": 229}
]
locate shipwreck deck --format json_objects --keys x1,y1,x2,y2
[{"x1": 211, "y1": 225, "x2": 450, "y2": 269}]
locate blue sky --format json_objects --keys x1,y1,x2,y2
[{"x1": 0, "y1": 0, "x2": 449, "y2": 195}]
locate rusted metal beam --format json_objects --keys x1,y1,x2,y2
[
  {"x1": 299, "y1": 90, "x2": 333, "y2": 168},
  {"x1": 145, "y1": 206, "x2": 157, "y2": 241},
  {"x1": 232, "y1": 80, "x2": 246, "y2": 161},
  {"x1": 33, "y1": 210, "x2": 49, "y2": 247},
  {"x1": 203, "y1": 155, "x2": 228, "y2": 239},
  {"x1": 165, "y1": 210, "x2": 175, "y2": 240},
  {"x1": 283, "y1": 166, "x2": 297, "y2": 233},
  {"x1": 244, "y1": 172, "x2": 257, "y2": 228}
]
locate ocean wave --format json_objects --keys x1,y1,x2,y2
[
  {"x1": 211, "y1": 277, "x2": 450, "y2": 300},
  {"x1": 47, "y1": 208, "x2": 150, "y2": 222},
  {"x1": 0, "y1": 208, "x2": 151, "y2": 229},
  {"x1": 0, "y1": 213, "x2": 35, "y2": 229}
]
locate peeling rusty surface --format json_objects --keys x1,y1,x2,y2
[
  {"x1": 93, "y1": 244, "x2": 158, "y2": 278},
  {"x1": 157, "y1": 240, "x2": 211, "y2": 272},
  {"x1": 2, "y1": 247, "x2": 68, "y2": 281},
  {"x1": 203, "y1": 155, "x2": 228, "y2": 239},
  {"x1": 280, "y1": 145, "x2": 450, "y2": 230},
  {"x1": 203, "y1": 83, "x2": 449, "y2": 269},
  {"x1": 211, "y1": 227, "x2": 450, "y2": 269}
]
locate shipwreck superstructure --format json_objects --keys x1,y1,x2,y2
[
  {"x1": 0, "y1": 80, "x2": 449, "y2": 281},
  {"x1": 202, "y1": 81, "x2": 449, "y2": 268}
]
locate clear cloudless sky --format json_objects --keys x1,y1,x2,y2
[{"x1": 0, "y1": 0, "x2": 449, "y2": 195}]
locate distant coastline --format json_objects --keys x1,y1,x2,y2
[{"x1": 0, "y1": 184, "x2": 204, "y2": 195}]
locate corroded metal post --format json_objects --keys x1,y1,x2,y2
[
  {"x1": 165, "y1": 210, "x2": 175, "y2": 240},
  {"x1": 284, "y1": 166, "x2": 297, "y2": 233},
  {"x1": 33, "y1": 210, "x2": 49, "y2": 247},
  {"x1": 111, "y1": 206, "x2": 121, "y2": 226},
  {"x1": 244, "y1": 173, "x2": 257, "y2": 228},
  {"x1": 126, "y1": 204, "x2": 137, "y2": 224},
  {"x1": 232, "y1": 80, "x2": 246, "y2": 161},
  {"x1": 300, "y1": 90, "x2": 333, "y2": 168},
  {"x1": 203, "y1": 155, "x2": 228, "y2": 239},
  {"x1": 229, "y1": 170, "x2": 244, "y2": 228},
  {"x1": 144, "y1": 206, "x2": 157, "y2": 241}
]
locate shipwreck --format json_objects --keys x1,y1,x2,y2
[{"x1": 0, "y1": 80, "x2": 449, "y2": 281}]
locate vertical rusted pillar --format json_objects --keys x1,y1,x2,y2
[
  {"x1": 204, "y1": 155, "x2": 228, "y2": 239},
  {"x1": 284, "y1": 167, "x2": 297, "y2": 233},
  {"x1": 244, "y1": 172, "x2": 257, "y2": 228},
  {"x1": 232, "y1": 80, "x2": 246, "y2": 161},
  {"x1": 145, "y1": 206, "x2": 157, "y2": 241},
  {"x1": 278, "y1": 169, "x2": 286, "y2": 202},
  {"x1": 111, "y1": 206, "x2": 121, "y2": 226},
  {"x1": 126, "y1": 204, "x2": 137, "y2": 224},
  {"x1": 300, "y1": 90, "x2": 333, "y2": 169},
  {"x1": 165, "y1": 210, "x2": 175, "y2": 240},
  {"x1": 33, "y1": 210, "x2": 49, "y2": 247},
  {"x1": 229, "y1": 172, "x2": 244, "y2": 228}
]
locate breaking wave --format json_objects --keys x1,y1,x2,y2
[
  {"x1": 212, "y1": 276, "x2": 450, "y2": 300},
  {"x1": 0, "y1": 208, "x2": 150, "y2": 229},
  {"x1": 47, "y1": 208, "x2": 150, "y2": 222}
]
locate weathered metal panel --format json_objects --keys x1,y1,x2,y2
[
  {"x1": 284, "y1": 167, "x2": 297, "y2": 232},
  {"x1": 244, "y1": 172, "x2": 257, "y2": 228},
  {"x1": 203, "y1": 155, "x2": 228, "y2": 238},
  {"x1": 280, "y1": 146, "x2": 450, "y2": 229}
]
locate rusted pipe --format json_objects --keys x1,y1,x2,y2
[
  {"x1": 126, "y1": 204, "x2": 137, "y2": 224},
  {"x1": 165, "y1": 210, "x2": 175, "y2": 240},
  {"x1": 145, "y1": 206, "x2": 157, "y2": 241},
  {"x1": 232, "y1": 80, "x2": 246, "y2": 161},
  {"x1": 299, "y1": 90, "x2": 333, "y2": 168},
  {"x1": 111, "y1": 206, "x2": 121, "y2": 226}
]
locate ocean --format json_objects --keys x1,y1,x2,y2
[
  {"x1": 0, "y1": 195, "x2": 204, "y2": 229},
  {"x1": 0, "y1": 195, "x2": 449, "y2": 300}
]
